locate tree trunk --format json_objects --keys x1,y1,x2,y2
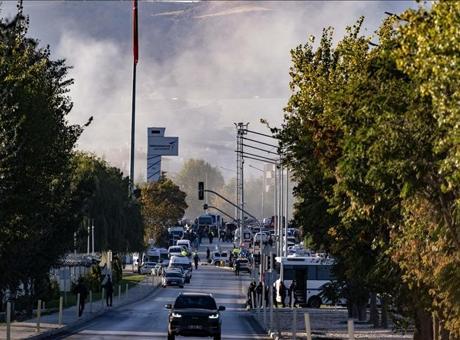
[
  {"x1": 347, "y1": 300, "x2": 353, "y2": 318},
  {"x1": 352, "y1": 303, "x2": 359, "y2": 319},
  {"x1": 381, "y1": 297, "x2": 388, "y2": 329},
  {"x1": 358, "y1": 302, "x2": 367, "y2": 322},
  {"x1": 370, "y1": 293, "x2": 378, "y2": 327},
  {"x1": 413, "y1": 307, "x2": 433, "y2": 340},
  {"x1": 433, "y1": 313, "x2": 439, "y2": 340}
]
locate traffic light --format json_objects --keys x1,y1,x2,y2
[{"x1": 198, "y1": 181, "x2": 204, "y2": 200}]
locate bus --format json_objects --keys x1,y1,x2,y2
[{"x1": 274, "y1": 255, "x2": 335, "y2": 308}]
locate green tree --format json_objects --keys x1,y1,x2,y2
[
  {"x1": 71, "y1": 152, "x2": 144, "y2": 253},
  {"x1": 174, "y1": 159, "x2": 224, "y2": 218},
  {"x1": 390, "y1": 3, "x2": 460, "y2": 337},
  {"x1": 140, "y1": 176, "x2": 188, "y2": 247},
  {"x1": 0, "y1": 8, "x2": 82, "y2": 309},
  {"x1": 279, "y1": 2, "x2": 460, "y2": 338}
]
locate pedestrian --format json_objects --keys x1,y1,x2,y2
[
  {"x1": 288, "y1": 280, "x2": 297, "y2": 307},
  {"x1": 105, "y1": 277, "x2": 113, "y2": 307},
  {"x1": 279, "y1": 280, "x2": 287, "y2": 307},
  {"x1": 235, "y1": 260, "x2": 240, "y2": 276},
  {"x1": 206, "y1": 247, "x2": 210, "y2": 260},
  {"x1": 268, "y1": 235, "x2": 273, "y2": 247},
  {"x1": 247, "y1": 281, "x2": 256, "y2": 308},
  {"x1": 75, "y1": 278, "x2": 88, "y2": 316},
  {"x1": 256, "y1": 281, "x2": 263, "y2": 307},
  {"x1": 265, "y1": 286, "x2": 270, "y2": 307},
  {"x1": 272, "y1": 284, "x2": 278, "y2": 308},
  {"x1": 193, "y1": 252, "x2": 200, "y2": 270}
]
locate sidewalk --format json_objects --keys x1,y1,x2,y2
[
  {"x1": 1, "y1": 276, "x2": 162, "y2": 340},
  {"x1": 250, "y1": 306, "x2": 413, "y2": 340}
]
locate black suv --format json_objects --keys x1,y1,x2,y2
[{"x1": 165, "y1": 293, "x2": 225, "y2": 340}]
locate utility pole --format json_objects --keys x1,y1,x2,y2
[
  {"x1": 235, "y1": 122, "x2": 248, "y2": 243},
  {"x1": 284, "y1": 169, "x2": 289, "y2": 257}
]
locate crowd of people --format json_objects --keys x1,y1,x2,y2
[{"x1": 246, "y1": 279, "x2": 298, "y2": 309}]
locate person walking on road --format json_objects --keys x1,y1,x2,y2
[
  {"x1": 256, "y1": 281, "x2": 263, "y2": 307},
  {"x1": 288, "y1": 280, "x2": 297, "y2": 307},
  {"x1": 193, "y1": 252, "x2": 200, "y2": 270},
  {"x1": 206, "y1": 247, "x2": 210, "y2": 261},
  {"x1": 105, "y1": 277, "x2": 113, "y2": 307},
  {"x1": 279, "y1": 280, "x2": 287, "y2": 307},
  {"x1": 247, "y1": 281, "x2": 256, "y2": 308},
  {"x1": 75, "y1": 278, "x2": 88, "y2": 316},
  {"x1": 235, "y1": 260, "x2": 241, "y2": 276},
  {"x1": 272, "y1": 284, "x2": 278, "y2": 308}
]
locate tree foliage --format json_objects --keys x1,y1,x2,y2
[
  {"x1": 140, "y1": 176, "x2": 187, "y2": 247},
  {"x1": 71, "y1": 152, "x2": 145, "y2": 252},
  {"x1": 0, "y1": 8, "x2": 82, "y2": 302},
  {"x1": 174, "y1": 159, "x2": 224, "y2": 218},
  {"x1": 279, "y1": 2, "x2": 460, "y2": 338}
]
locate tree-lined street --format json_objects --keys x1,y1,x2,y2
[
  {"x1": 53, "y1": 242, "x2": 268, "y2": 340},
  {"x1": 1, "y1": 1, "x2": 460, "y2": 340}
]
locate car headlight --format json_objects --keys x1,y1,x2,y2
[
  {"x1": 208, "y1": 313, "x2": 219, "y2": 319},
  {"x1": 171, "y1": 312, "x2": 182, "y2": 318}
]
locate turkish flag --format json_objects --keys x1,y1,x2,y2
[{"x1": 133, "y1": 0, "x2": 139, "y2": 64}]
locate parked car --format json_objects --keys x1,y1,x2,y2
[
  {"x1": 234, "y1": 258, "x2": 251, "y2": 274},
  {"x1": 152, "y1": 263, "x2": 163, "y2": 276},
  {"x1": 162, "y1": 270, "x2": 185, "y2": 288},
  {"x1": 166, "y1": 293, "x2": 225, "y2": 340},
  {"x1": 211, "y1": 251, "x2": 229, "y2": 265},
  {"x1": 139, "y1": 261, "x2": 157, "y2": 275},
  {"x1": 253, "y1": 231, "x2": 270, "y2": 245}
]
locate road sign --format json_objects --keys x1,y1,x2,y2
[{"x1": 148, "y1": 137, "x2": 179, "y2": 156}]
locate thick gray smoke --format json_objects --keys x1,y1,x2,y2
[{"x1": 1, "y1": 1, "x2": 414, "y2": 180}]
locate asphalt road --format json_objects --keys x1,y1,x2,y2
[{"x1": 56, "y1": 241, "x2": 269, "y2": 339}]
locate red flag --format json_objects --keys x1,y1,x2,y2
[{"x1": 133, "y1": 0, "x2": 139, "y2": 64}]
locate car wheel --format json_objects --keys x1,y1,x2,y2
[
  {"x1": 167, "y1": 332, "x2": 175, "y2": 340},
  {"x1": 180, "y1": 285, "x2": 184, "y2": 288},
  {"x1": 308, "y1": 296, "x2": 322, "y2": 308}
]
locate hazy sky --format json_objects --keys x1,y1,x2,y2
[{"x1": 1, "y1": 1, "x2": 416, "y2": 181}]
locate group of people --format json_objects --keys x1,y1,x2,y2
[
  {"x1": 74, "y1": 272, "x2": 115, "y2": 317},
  {"x1": 246, "y1": 280, "x2": 298, "y2": 309}
]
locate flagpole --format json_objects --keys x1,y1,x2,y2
[
  {"x1": 129, "y1": 0, "x2": 138, "y2": 195},
  {"x1": 130, "y1": 62, "x2": 136, "y2": 194}
]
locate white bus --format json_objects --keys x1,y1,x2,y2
[{"x1": 275, "y1": 255, "x2": 335, "y2": 308}]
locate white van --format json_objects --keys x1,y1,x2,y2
[
  {"x1": 176, "y1": 239, "x2": 191, "y2": 252},
  {"x1": 211, "y1": 250, "x2": 229, "y2": 265}
]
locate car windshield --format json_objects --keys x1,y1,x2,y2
[
  {"x1": 174, "y1": 295, "x2": 217, "y2": 310},
  {"x1": 166, "y1": 272, "x2": 182, "y2": 278}
]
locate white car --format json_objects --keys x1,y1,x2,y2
[
  {"x1": 139, "y1": 261, "x2": 157, "y2": 275},
  {"x1": 254, "y1": 231, "x2": 270, "y2": 245},
  {"x1": 168, "y1": 245, "x2": 186, "y2": 258}
]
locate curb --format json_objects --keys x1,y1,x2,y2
[
  {"x1": 28, "y1": 283, "x2": 161, "y2": 340},
  {"x1": 249, "y1": 309, "x2": 282, "y2": 340}
]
